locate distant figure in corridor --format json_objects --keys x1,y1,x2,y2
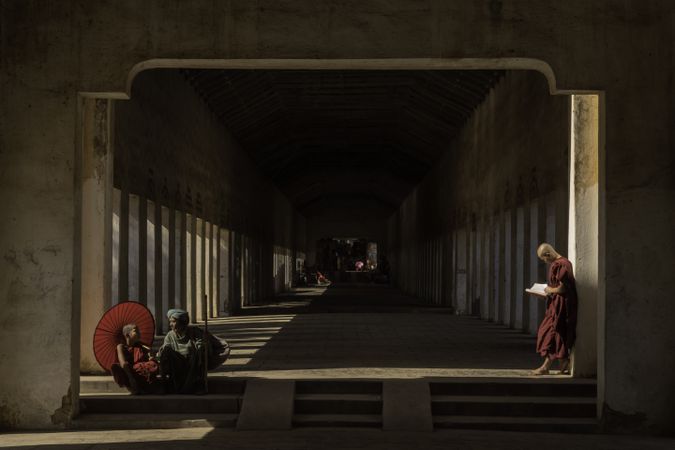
[{"x1": 532, "y1": 243, "x2": 578, "y2": 376}]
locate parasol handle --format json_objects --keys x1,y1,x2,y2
[{"x1": 203, "y1": 293, "x2": 209, "y2": 394}]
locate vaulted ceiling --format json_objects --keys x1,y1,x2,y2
[{"x1": 184, "y1": 69, "x2": 502, "y2": 217}]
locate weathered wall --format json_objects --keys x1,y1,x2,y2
[
  {"x1": 1, "y1": 0, "x2": 674, "y2": 433},
  {"x1": 389, "y1": 70, "x2": 568, "y2": 318},
  {"x1": 115, "y1": 70, "x2": 298, "y2": 241},
  {"x1": 113, "y1": 68, "x2": 304, "y2": 302}
]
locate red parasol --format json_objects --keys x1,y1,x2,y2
[{"x1": 93, "y1": 301, "x2": 156, "y2": 372}]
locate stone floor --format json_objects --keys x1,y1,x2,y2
[
  {"x1": 3, "y1": 428, "x2": 674, "y2": 450},
  {"x1": 203, "y1": 284, "x2": 548, "y2": 378}
]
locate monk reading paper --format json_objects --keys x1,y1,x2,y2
[{"x1": 531, "y1": 243, "x2": 578, "y2": 376}]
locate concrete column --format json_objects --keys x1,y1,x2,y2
[
  {"x1": 569, "y1": 95, "x2": 600, "y2": 377},
  {"x1": 493, "y1": 215, "x2": 501, "y2": 323},
  {"x1": 111, "y1": 188, "x2": 121, "y2": 305},
  {"x1": 515, "y1": 206, "x2": 526, "y2": 329},
  {"x1": 241, "y1": 235, "x2": 248, "y2": 307},
  {"x1": 471, "y1": 226, "x2": 479, "y2": 315},
  {"x1": 437, "y1": 238, "x2": 443, "y2": 305},
  {"x1": 196, "y1": 218, "x2": 205, "y2": 321},
  {"x1": 456, "y1": 229, "x2": 468, "y2": 313},
  {"x1": 522, "y1": 202, "x2": 532, "y2": 333},
  {"x1": 545, "y1": 195, "x2": 557, "y2": 250},
  {"x1": 497, "y1": 209, "x2": 506, "y2": 324},
  {"x1": 427, "y1": 240, "x2": 432, "y2": 302},
  {"x1": 231, "y1": 231, "x2": 242, "y2": 315},
  {"x1": 185, "y1": 213, "x2": 195, "y2": 320},
  {"x1": 203, "y1": 220, "x2": 211, "y2": 318},
  {"x1": 79, "y1": 98, "x2": 114, "y2": 373},
  {"x1": 118, "y1": 187, "x2": 130, "y2": 302},
  {"x1": 176, "y1": 209, "x2": 185, "y2": 310},
  {"x1": 168, "y1": 206, "x2": 176, "y2": 311},
  {"x1": 128, "y1": 194, "x2": 140, "y2": 301},
  {"x1": 528, "y1": 199, "x2": 542, "y2": 334},
  {"x1": 480, "y1": 218, "x2": 492, "y2": 320},
  {"x1": 145, "y1": 200, "x2": 156, "y2": 320},
  {"x1": 160, "y1": 206, "x2": 170, "y2": 332},
  {"x1": 211, "y1": 224, "x2": 219, "y2": 317},
  {"x1": 223, "y1": 228, "x2": 230, "y2": 315},
  {"x1": 504, "y1": 209, "x2": 515, "y2": 327},
  {"x1": 138, "y1": 197, "x2": 147, "y2": 306}
]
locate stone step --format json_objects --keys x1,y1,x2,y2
[
  {"x1": 293, "y1": 414, "x2": 382, "y2": 428},
  {"x1": 431, "y1": 395, "x2": 596, "y2": 418},
  {"x1": 295, "y1": 393, "x2": 383, "y2": 415},
  {"x1": 433, "y1": 415, "x2": 598, "y2": 433},
  {"x1": 429, "y1": 380, "x2": 597, "y2": 397},
  {"x1": 79, "y1": 394, "x2": 242, "y2": 414},
  {"x1": 73, "y1": 413, "x2": 238, "y2": 430},
  {"x1": 80, "y1": 376, "x2": 246, "y2": 395},
  {"x1": 295, "y1": 380, "x2": 382, "y2": 395}
]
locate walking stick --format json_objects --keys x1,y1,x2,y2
[{"x1": 203, "y1": 293, "x2": 209, "y2": 394}]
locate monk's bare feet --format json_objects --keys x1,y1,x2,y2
[
  {"x1": 531, "y1": 357, "x2": 552, "y2": 376},
  {"x1": 559, "y1": 358, "x2": 571, "y2": 375},
  {"x1": 531, "y1": 366, "x2": 549, "y2": 376}
]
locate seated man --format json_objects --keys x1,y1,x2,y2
[
  {"x1": 158, "y1": 309, "x2": 230, "y2": 394},
  {"x1": 110, "y1": 323, "x2": 159, "y2": 394}
]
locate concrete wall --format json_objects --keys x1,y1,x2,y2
[
  {"x1": 389, "y1": 70, "x2": 568, "y2": 322},
  {"x1": 114, "y1": 69, "x2": 304, "y2": 299},
  {"x1": 1, "y1": 0, "x2": 674, "y2": 433}
]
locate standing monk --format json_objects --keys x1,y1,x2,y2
[{"x1": 532, "y1": 243, "x2": 578, "y2": 375}]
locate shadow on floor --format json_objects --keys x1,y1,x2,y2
[{"x1": 200, "y1": 284, "x2": 541, "y2": 374}]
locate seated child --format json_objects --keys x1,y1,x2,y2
[{"x1": 110, "y1": 323, "x2": 159, "y2": 394}]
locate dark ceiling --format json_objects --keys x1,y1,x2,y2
[{"x1": 184, "y1": 69, "x2": 502, "y2": 217}]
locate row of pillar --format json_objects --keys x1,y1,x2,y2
[
  {"x1": 78, "y1": 98, "x2": 299, "y2": 373},
  {"x1": 110, "y1": 187, "x2": 296, "y2": 333},
  {"x1": 392, "y1": 190, "x2": 567, "y2": 335}
]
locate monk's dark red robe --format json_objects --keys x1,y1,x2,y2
[
  {"x1": 111, "y1": 344, "x2": 159, "y2": 393},
  {"x1": 536, "y1": 257, "x2": 578, "y2": 360}
]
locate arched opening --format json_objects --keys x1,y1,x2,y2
[{"x1": 75, "y1": 58, "x2": 603, "y2": 430}]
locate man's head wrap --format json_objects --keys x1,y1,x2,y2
[{"x1": 167, "y1": 308, "x2": 189, "y2": 325}]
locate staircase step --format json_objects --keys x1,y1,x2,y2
[
  {"x1": 431, "y1": 395, "x2": 596, "y2": 404},
  {"x1": 295, "y1": 393, "x2": 382, "y2": 415},
  {"x1": 73, "y1": 413, "x2": 238, "y2": 430},
  {"x1": 293, "y1": 414, "x2": 382, "y2": 428},
  {"x1": 430, "y1": 380, "x2": 596, "y2": 397},
  {"x1": 80, "y1": 394, "x2": 241, "y2": 414},
  {"x1": 80, "y1": 377, "x2": 246, "y2": 395},
  {"x1": 433, "y1": 415, "x2": 598, "y2": 433},
  {"x1": 431, "y1": 395, "x2": 595, "y2": 417},
  {"x1": 295, "y1": 380, "x2": 382, "y2": 395},
  {"x1": 295, "y1": 394, "x2": 382, "y2": 401},
  {"x1": 431, "y1": 395, "x2": 595, "y2": 418}
]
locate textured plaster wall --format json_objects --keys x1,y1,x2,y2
[
  {"x1": 389, "y1": 70, "x2": 568, "y2": 306},
  {"x1": 391, "y1": 70, "x2": 568, "y2": 236},
  {"x1": 114, "y1": 69, "x2": 302, "y2": 247},
  {"x1": 114, "y1": 69, "x2": 304, "y2": 299},
  {"x1": 0, "y1": 0, "x2": 673, "y2": 432}
]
